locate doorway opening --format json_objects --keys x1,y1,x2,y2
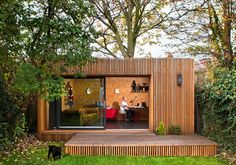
[{"x1": 105, "y1": 77, "x2": 149, "y2": 129}]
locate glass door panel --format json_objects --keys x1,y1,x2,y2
[{"x1": 59, "y1": 78, "x2": 105, "y2": 128}]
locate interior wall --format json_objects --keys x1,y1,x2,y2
[
  {"x1": 61, "y1": 79, "x2": 101, "y2": 110},
  {"x1": 105, "y1": 77, "x2": 149, "y2": 110}
]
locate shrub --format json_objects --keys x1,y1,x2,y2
[
  {"x1": 196, "y1": 61, "x2": 236, "y2": 152},
  {"x1": 168, "y1": 124, "x2": 181, "y2": 135},
  {"x1": 156, "y1": 121, "x2": 166, "y2": 135},
  {"x1": 0, "y1": 74, "x2": 26, "y2": 150}
]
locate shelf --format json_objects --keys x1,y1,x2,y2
[{"x1": 131, "y1": 91, "x2": 149, "y2": 93}]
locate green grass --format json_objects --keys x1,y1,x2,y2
[
  {"x1": 47, "y1": 156, "x2": 228, "y2": 165},
  {"x1": 0, "y1": 147, "x2": 228, "y2": 165}
]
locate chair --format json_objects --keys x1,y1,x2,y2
[
  {"x1": 106, "y1": 108, "x2": 118, "y2": 120},
  {"x1": 117, "y1": 110, "x2": 127, "y2": 121},
  {"x1": 79, "y1": 107, "x2": 99, "y2": 125}
]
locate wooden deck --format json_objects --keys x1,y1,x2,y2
[{"x1": 65, "y1": 131, "x2": 217, "y2": 156}]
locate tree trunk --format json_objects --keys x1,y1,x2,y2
[
  {"x1": 127, "y1": 1, "x2": 134, "y2": 58},
  {"x1": 222, "y1": 0, "x2": 234, "y2": 67}
]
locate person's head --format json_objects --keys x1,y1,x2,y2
[
  {"x1": 122, "y1": 97, "x2": 126, "y2": 101},
  {"x1": 130, "y1": 100, "x2": 134, "y2": 105}
]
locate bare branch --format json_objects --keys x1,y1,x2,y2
[{"x1": 93, "y1": 38, "x2": 118, "y2": 58}]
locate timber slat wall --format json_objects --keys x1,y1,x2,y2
[
  {"x1": 65, "y1": 58, "x2": 194, "y2": 134},
  {"x1": 37, "y1": 57, "x2": 194, "y2": 140}
]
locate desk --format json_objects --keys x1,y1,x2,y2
[{"x1": 128, "y1": 107, "x2": 149, "y2": 121}]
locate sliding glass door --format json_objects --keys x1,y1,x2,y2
[{"x1": 49, "y1": 78, "x2": 105, "y2": 129}]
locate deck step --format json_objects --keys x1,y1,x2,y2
[{"x1": 65, "y1": 133, "x2": 217, "y2": 156}]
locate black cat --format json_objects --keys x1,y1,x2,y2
[{"x1": 48, "y1": 145, "x2": 62, "y2": 160}]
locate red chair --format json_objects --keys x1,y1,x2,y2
[{"x1": 106, "y1": 108, "x2": 118, "y2": 120}]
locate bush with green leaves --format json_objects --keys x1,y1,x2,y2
[
  {"x1": 196, "y1": 61, "x2": 236, "y2": 152},
  {"x1": 156, "y1": 121, "x2": 166, "y2": 135},
  {"x1": 0, "y1": 74, "x2": 26, "y2": 150},
  {"x1": 168, "y1": 124, "x2": 181, "y2": 135}
]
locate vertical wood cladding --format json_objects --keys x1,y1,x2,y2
[{"x1": 39, "y1": 58, "x2": 194, "y2": 134}]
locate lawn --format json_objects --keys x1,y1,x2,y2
[{"x1": 0, "y1": 147, "x2": 228, "y2": 165}]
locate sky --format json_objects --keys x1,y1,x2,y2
[{"x1": 136, "y1": 44, "x2": 166, "y2": 58}]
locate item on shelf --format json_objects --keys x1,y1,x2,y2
[
  {"x1": 137, "y1": 83, "x2": 141, "y2": 92},
  {"x1": 131, "y1": 80, "x2": 136, "y2": 92},
  {"x1": 131, "y1": 81, "x2": 149, "y2": 92},
  {"x1": 145, "y1": 84, "x2": 149, "y2": 92},
  {"x1": 141, "y1": 83, "x2": 145, "y2": 92}
]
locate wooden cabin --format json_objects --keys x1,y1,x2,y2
[{"x1": 37, "y1": 57, "x2": 195, "y2": 141}]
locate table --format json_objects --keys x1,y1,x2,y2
[{"x1": 128, "y1": 107, "x2": 149, "y2": 121}]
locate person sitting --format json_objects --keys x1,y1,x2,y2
[
  {"x1": 129, "y1": 100, "x2": 135, "y2": 107},
  {"x1": 119, "y1": 97, "x2": 128, "y2": 114},
  {"x1": 120, "y1": 97, "x2": 134, "y2": 122}
]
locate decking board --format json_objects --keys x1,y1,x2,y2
[{"x1": 64, "y1": 132, "x2": 217, "y2": 156}]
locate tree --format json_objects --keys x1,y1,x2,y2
[
  {"x1": 90, "y1": 0, "x2": 205, "y2": 58},
  {"x1": 0, "y1": 0, "x2": 96, "y2": 111},
  {"x1": 162, "y1": 0, "x2": 235, "y2": 68},
  {"x1": 207, "y1": 0, "x2": 235, "y2": 67}
]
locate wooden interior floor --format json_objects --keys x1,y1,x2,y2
[{"x1": 65, "y1": 131, "x2": 217, "y2": 156}]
